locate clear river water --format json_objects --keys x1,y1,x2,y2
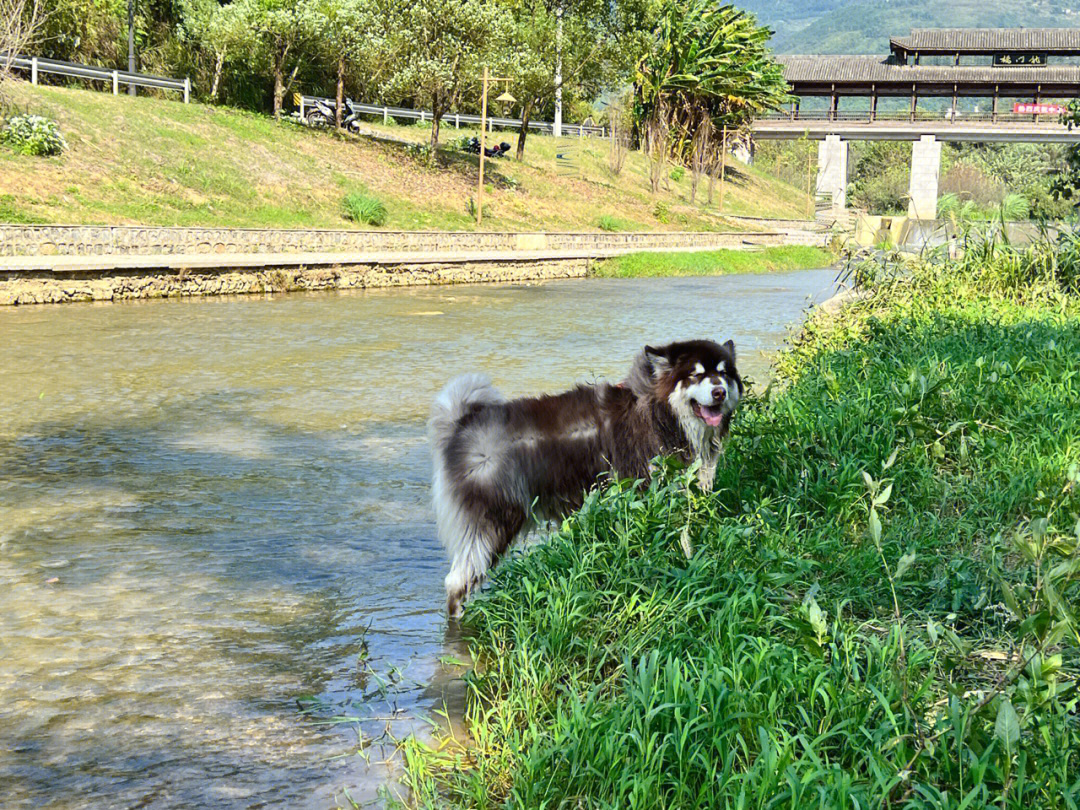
[{"x1": 0, "y1": 269, "x2": 836, "y2": 809}]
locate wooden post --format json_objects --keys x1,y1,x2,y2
[
  {"x1": 870, "y1": 84, "x2": 877, "y2": 122},
  {"x1": 1034, "y1": 84, "x2": 1042, "y2": 123},
  {"x1": 112, "y1": 70, "x2": 119, "y2": 95},
  {"x1": 31, "y1": 57, "x2": 38, "y2": 85},
  {"x1": 992, "y1": 85, "x2": 999, "y2": 122},
  {"x1": 910, "y1": 83, "x2": 917, "y2": 122},
  {"x1": 718, "y1": 127, "x2": 728, "y2": 213},
  {"x1": 183, "y1": 77, "x2": 190, "y2": 104},
  {"x1": 299, "y1": 95, "x2": 305, "y2": 122},
  {"x1": 477, "y1": 66, "x2": 488, "y2": 226},
  {"x1": 455, "y1": 114, "x2": 460, "y2": 129},
  {"x1": 383, "y1": 106, "x2": 389, "y2": 125}
]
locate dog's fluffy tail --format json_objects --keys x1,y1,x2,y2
[{"x1": 430, "y1": 374, "x2": 504, "y2": 617}]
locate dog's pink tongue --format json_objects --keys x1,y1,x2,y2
[{"x1": 700, "y1": 405, "x2": 724, "y2": 427}]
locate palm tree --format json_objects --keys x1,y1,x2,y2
[{"x1": 634, "y1": 1, "x2": 788, "y2": 198}]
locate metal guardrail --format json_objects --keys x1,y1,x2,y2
[
  {"x1": 6, "y1": 54, "x2": 190, "y2": 102},
  {"x1": 299, "y1": 95, "x2": 607, "y2": 137}
]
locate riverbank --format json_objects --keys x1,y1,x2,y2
[
  {"x1": 401, "y1": 229, "x2": 1080, "y2": 805},
  {"x1": 1, "y1": 82, "x2": 813, "y2": 232},
  {"x1": 590, "y1": 245, "x2": 833, "y2": 277},
  {"x1": 0, "y1": 227, "x2": 828, "y2": 305}
]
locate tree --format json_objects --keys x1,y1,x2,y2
[
  {"x1": 304, "y1": 0, "x2": 387, "y2": 128},
  {"x1": 242, "y1": 0, "x2": 319, "y2": 120},
  {"x1": 1, "y1": 0, "x2": 46, "y2": 107},
  {"x1": 178, "y1": 0, "x2": 250, "y2": 101},
  {"x1": 499, "y1": 0, "x2": 655, "y2": 160},
  {"x1": 384, "y1": 0, "x2": 504, "y2": 151},
  {"x1": 634, "y1": 1, "x2": 788, "y2": 197}
]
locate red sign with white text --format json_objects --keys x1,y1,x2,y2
[{"x1": 1013, "y1": 103, "x2": 1067, "y2": 115}]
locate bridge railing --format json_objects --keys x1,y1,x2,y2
[
  {"x1": 759, "y1": 110, "x2": 1064, "y2": 125},
  {"x1": 5, "y1": 54, "x2": 190, "y2": 101}
]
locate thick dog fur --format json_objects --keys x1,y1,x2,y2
[{"x1": 430, "y1": 339, "x2": 743, "y2": 617}]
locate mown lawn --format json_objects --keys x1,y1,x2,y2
[
  {"x1": 401, "y1": 230, "x2": 1080, "y2": 808},
  {"x1": 0, "y1": 82, "x2": 813, "y2": 231},
  {"x1": 590, "y1": 245, "x2": 835, "y2": 278}
]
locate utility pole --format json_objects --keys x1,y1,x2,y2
[
  {"x1": 553, "y1": 4, "x2": 563, "y2": 137},
  {"x1": 127, "y1": 0, "x2": 136, "y2": 96}
]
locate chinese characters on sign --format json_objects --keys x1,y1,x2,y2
[
  {"x1": 1012, "y1": 102, "x2": 1067, "y2": 115},
  {"x1": 993, "y1": 52, "x2": 1049, "y2": 67}
]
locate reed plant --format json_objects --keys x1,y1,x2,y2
[{"x1": 401, "y1": 226, "x2": 1080, "y2": 808}]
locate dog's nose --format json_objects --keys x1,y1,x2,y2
[{"x1": 712, "y1": 386, "x2": 726, "y2": 402}]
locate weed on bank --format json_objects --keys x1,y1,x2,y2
[{"x1": 401, "y1": 224, "x2": 1080, "y2": 809}]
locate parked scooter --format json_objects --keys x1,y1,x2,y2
[
  {"x1": 304, "y1": 98, "x2": 336, "y2": 128},
  {"x1": 306, "y1": 98, "x2": 364, "y2": 132}
]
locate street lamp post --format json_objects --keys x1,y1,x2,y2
[
  {"x1": 127, "y1": 0, "x2": 136, "y2": 96},
  {"x1": 476, "y1": 66, "x2": 514, "y2": 227}
]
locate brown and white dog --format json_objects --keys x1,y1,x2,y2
[{"x1": 429, "y1": 339, "x2": 743, "y2": 617}]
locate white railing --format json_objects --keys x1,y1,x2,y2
[
  {"x1": 6, "y1": 54, "x2": 190, "y2": 102},
  {"x1": 299, "y1": 95, "x2": 607, "y2": 137}
]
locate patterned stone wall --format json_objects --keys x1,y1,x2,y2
[
  {"x1": 0, "y1": 257, "x2": 592, "y2": 306},
  {"x1": 0, "y1": 225, "x2": 809, "y2": 258}
]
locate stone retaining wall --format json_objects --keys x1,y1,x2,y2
[
  {"x1": 0, "y1": 257, "x2": 590, "y2": 306},
  {"x1": 0, "y1": 225, "x2": 792, "y2": 258}
]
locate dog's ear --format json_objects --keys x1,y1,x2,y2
[
  {"x1": 644, "y1": 345, "x2": 672, "y2": 377},
  {"x1": 723, "y1": 339, "x2": 736, "y2": 360}
]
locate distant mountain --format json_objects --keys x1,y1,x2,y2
[{"x1": 738, "y1": 0, "x2": 1080, "y2": 54}]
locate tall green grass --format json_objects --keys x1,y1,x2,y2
[
  {"x1": 591, "y1": 246, "x2": 834, "y2": 278},
  {"x1": 402, "y1": 226, "x2": 1080, "y2": 809}
]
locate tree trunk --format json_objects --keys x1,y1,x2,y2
[
  {"x1": 273, "y1": 64, "x2": 284, "y2": 120},
  {"x1": 335, "y1": 55, "x2": 344, "y2": 129},
  {"x1": 516, "y1": 99, "x2": 534, "y2": 160},
  {"x1": 430, "y1": 96, "x2": 442, "y2": 152},
  {"x1": 211, "y1": 51, "x2": 225, "y2": 100}
]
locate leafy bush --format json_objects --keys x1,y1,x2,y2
[
  {"x1": 651, "y1": 200, "x2": 671, "y2": 223},
  {"x1": 668, "y1": 166, "x2": 685, "y2": 182},
  {"x1": 1, "y1": 114, "x2": 67, "y2": 156},
  {"x1": 404, "y1": 142, "x2": 432, "y2": 162},
  {"x1": 414, "y1": 117, "x2": 432, "y2": 129},
  {"x1": 341, "y1": 192, "x2": 387, "y2": 226},
  {"x1": 596, "y1": 214, "x2": 621, "y2": 232}
]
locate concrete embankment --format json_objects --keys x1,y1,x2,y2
[{"x1": 0, "y1": 225, "x2": 827, "y2": 305}]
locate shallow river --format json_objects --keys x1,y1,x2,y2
[{"x1": 0, "y1": 270, "x2": 836, "y2": 809}]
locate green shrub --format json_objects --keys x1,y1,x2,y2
[
  {"x1": 1, "y1": 114, "x2": 67, "y2": 156},
  {"x1": 596, "y1": 214, "x2": 620, "y2": 232},
  {"x1": 414, "y1": 117, "x2": 432, "y2": 129},
  {"x1": 668, "y1": 166, "x2": 685, "y2": 181},
  {"x1": 341, "y1": 192, "x2": 387, "y2": 226},
  {"x1": 404, "y1": 142, "x2": 433, "y2": 162},
  {"x1": 651, "y1": 200, "x2": 671, "y2": 223}
]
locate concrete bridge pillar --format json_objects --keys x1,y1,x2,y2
[
  {"x1": 815, "y1": 134, "x2": 848, "y2": 209},
  {"x1": 908, "y1": 135, "x2": 942, "y2": 220}
]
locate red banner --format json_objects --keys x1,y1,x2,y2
[{"x1": 1012, "y1": 102, "x2": 1067, "y2": 115}]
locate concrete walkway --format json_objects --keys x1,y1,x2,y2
[{"x1": 0, "y1": 236, "x2": 821, "y2": 276}]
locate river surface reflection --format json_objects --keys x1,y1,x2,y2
[{"x1": 0, "y1": 270, "x2": 836, "y2": 808}]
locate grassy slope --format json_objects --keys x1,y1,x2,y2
[
  {"x1": 590, "y1": 245, "x2": 834, "y2": 278},
  {"x1": 403, "y1": 237, "x2": 1080, "y2": 806},
  {"x1": 0, "y1": 82, "x2": 813, "y2": 232}
]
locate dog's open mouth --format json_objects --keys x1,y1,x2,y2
[{"x1": 691, "y1": 402, "x2": 725, "y2": 427}]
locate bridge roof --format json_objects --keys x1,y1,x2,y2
[
  {"x1": 779, "y1": 55, "x2": 1080, "y2": 93},
  {"x1": 890, "y1": 28, "x2": 1080, "y2": 54}
]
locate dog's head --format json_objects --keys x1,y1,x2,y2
[{"x1": 643, "y1": 339, "x2": 743, "y2": 430}]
